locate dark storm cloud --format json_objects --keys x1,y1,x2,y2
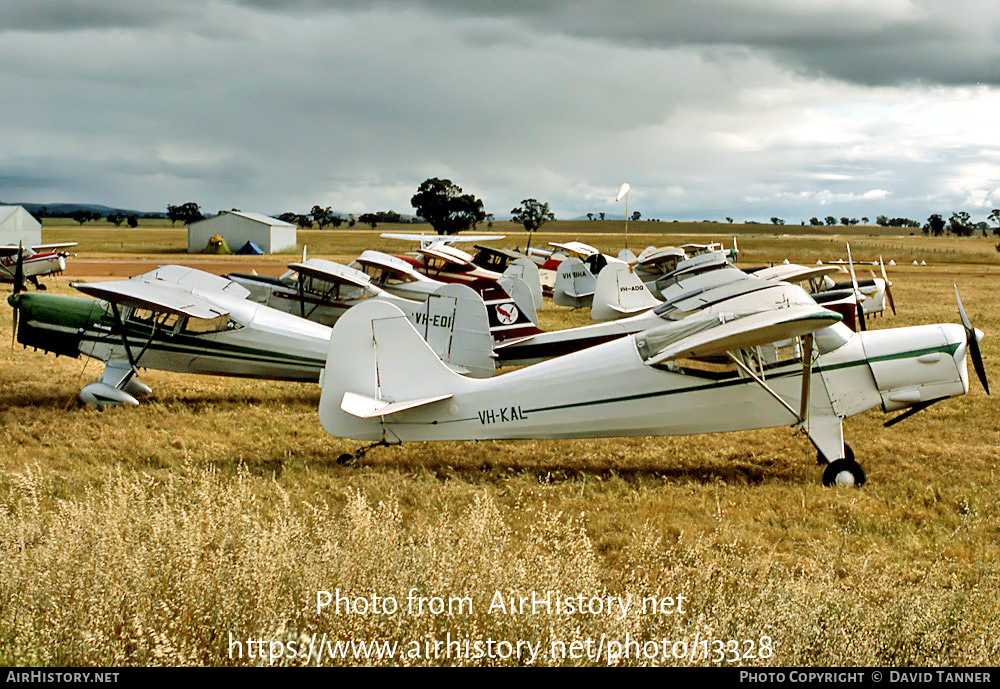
[
  {"x1": 298, "y1": 0, "x2": 1000, "y2": 87},
  {"x1": 0, "y1": 1, "x2": 201, "y2": 32}
]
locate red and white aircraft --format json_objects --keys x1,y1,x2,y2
[{"x1": 1, "y1": 243, "x2": 76, "y2": 289}]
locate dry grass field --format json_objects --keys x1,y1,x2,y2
[{"x1": 1, "y1": 224, "x2": 998, "y2": 666}]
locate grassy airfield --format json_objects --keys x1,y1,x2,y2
[{"x1": 1, "y1": 223, "x2": 998, "y2": 666}]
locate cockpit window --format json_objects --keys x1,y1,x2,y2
[
  {"x1": 125, "y1": 307, "x2": 181, "y2": 331},
  {"x1": 813, "y1": 323, "x2": 852, "y2": 354},
  {"x1": 358, "y1": 264, "x2": 408, "y2": 285},
  {"x1": 182, "y1": 314, "x2": 238, "y2": 334}
]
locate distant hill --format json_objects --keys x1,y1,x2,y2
[{"x1": 1, "y1": 202, "x2": 166, "y2": 218}]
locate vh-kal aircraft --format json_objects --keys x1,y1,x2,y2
[
  {"x1": 317, "y1": 285, "x2": 988, "y2": 486},
  {"x1": 7, "y1": 264, "x2": 497, "y2": 406}
]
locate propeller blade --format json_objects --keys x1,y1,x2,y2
[
  {"x1": 10, "y1": 297, "x2": 17, "y2": 350},
  {"x1": 13, "y1": 242, "x2": 24, "y2": 295},
  {"x1": 879, "y1": 256, "x2": 896, "y2": 315},
  {"x1": 955, "y1": 285, "x2": 989, "y2": 395},
  {"x1": 10, "y1": 242, "x2": 23, "y2": 349},
  {"x1": 846, "y1": 243, "x2": 866, "y2": 331}
]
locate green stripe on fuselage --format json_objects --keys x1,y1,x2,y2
[{"x1": 12, "y1": 292, "x2": 325, "y2": 371}]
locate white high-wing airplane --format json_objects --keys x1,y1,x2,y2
[
  {"x1": 317, "y1": 288, "x2": 988, "y2": 486},
  {"x1": 8, "y1": 265, "x2": 497, "y2": 406},
  {"x1": 0, "y1": 242, "x2": 77, "y2": 288},
  {"x1": 226, "y1": 256, "x2": 540, "y2": 344}
]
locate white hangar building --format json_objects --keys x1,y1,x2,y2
[
  {"x1": 0, "y1": 206, "x2": 42, "y2": 247},
  {"x1": 187, "y1": 210, "x2": 297, "y2": 254}
]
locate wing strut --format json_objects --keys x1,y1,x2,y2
[
  {"x1": 108, "y1": 303, "x2": 169, "y2": 389},
  {"x1": 726, "y1": 351, "x2": 800, "y2": 423},
  {"x1": 798, "y1": 334, "x2": 814, "y2": 426}
]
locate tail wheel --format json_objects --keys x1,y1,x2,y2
[{"x1": 822, "y1": 458, "x2": 866, "y2": 487}]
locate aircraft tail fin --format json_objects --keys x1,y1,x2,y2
[
  {"x1": 496, "y1": 275, "x2": 539, "y2": 326},
  {"x1": 319, "y1": 301, "x2": 464, "y2": 440},
  {"x1": 416, "y1": 283, "x2": 495, "y2": 379},
  {"x1": 618, "y1": 248, "x2": 638, "y2": 264},
  {"x1": 552, "y1": 257, "x2": 596, "y2": 308},
  {"x1": 502, "y1": 257, "x2": 543, "y2": 310},
  {"x1": 590, "y1": 263, "x2": 660, "y2": 321}
]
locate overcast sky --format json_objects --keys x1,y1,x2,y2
[{"x1": 2, "y1": 0, "x2": 1000, "y2": 222}]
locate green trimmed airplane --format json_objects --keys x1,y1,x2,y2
[{"x1": 7, "y1": 264, "x2": 495, "y2": 406}]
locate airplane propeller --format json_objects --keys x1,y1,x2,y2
[
  {"x1": 956, "y1": 285, "x2": 989, "y2": 395},
  {"x1": 846, "y1": 243, "x2": 866, "y2": 331},
  {"x1": 10, "y1": 242, "x2": 24, "y2": 349},
  {"x1": 885, "y1": 286, "x2": 988, "y2": 427},
  {"x1": 879, "y1": 256, "x2": 896, "y2": 316}
]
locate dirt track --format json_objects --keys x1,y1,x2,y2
[{"x1": 63, "y1": 257, "x2": 289, "y2": 280}]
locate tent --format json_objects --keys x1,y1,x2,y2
[
  {"x1": 234, "y1": 240, "x2": 264, "y2": 255},
  {"x1": 201, "y1": 234, "x2": 231, "y2": 255}
]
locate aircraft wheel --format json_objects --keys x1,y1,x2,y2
[
  {"x1": 817, "y1": 443, "x2": 853, "y2": 465},
  {"x1": 336, "y1": 453, "x2": 355, "y2": 466},
  {"x1": 822, "y1": 458, "x2": 866, "y2": 488}
]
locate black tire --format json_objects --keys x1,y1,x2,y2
[
  {"x1": 336, "y1": 453, "x2": 355, "y2": 465},
  {"x1": 822, "y1": 458, "x2": 866, "y2": 487},
  {"x1": 817, "y1": 443, "x2": 854, "y2": 465}
]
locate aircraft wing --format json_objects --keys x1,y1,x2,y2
[
  {"x1": 352, "y1": 250, "x2": 426, "y2": 277},
  {"x1": 29, "y1": 242, "x2": 78, "y2": 251},
  {"x1": 288, "y1": 258, "x2": 372, "y2": 288},
  {"x1": 380, "y1": 232, "x2": 505, "y2": 245},
  {"x1": 641, "y1": 305, "x2": 842, "y2": 365},
  {"x1": 71, "y1": 279, "x2": 228, "y2": 319},
  {"x1": 129, "y1": 265, "x2": 252, "y2": 299},
  {"x1": 548, "y1": 241, "x2": 600, "y2": 257},
  {"x1": 754, "y1": 264, "x2": 844, "y2": 283},
  {"x1": 0, "y1": 242, "x2": 77, "y2": 254},
  {"x1": 418, "y1": 244, "x2": 475, "y2": 265},
  {"x1": 636, "y1": 246, "x2": 685, "y2": 266}
]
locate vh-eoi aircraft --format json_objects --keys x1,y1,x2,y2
[
  {"x1": 7, "y1": 265, "x2": 497, "y2": 406},
  {"x1": 1, "y1": 242, "x2": 77, "y2": 288},
  {"x1": 318, "y1": 288, "x2": 988, "y2": 486}
]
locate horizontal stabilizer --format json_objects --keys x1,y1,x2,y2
[{"x1": 340, "y1": 391, "x2": 452, "y2": 418}]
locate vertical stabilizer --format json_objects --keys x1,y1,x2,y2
[{"x1": 591, "y1": 263, "x2": 660, "y2": 321}]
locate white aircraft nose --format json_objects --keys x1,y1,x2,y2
[{"x1": 975, "y1": 328, "x2": 985, "y2": 343}]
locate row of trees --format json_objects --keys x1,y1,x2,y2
[{"x1": 163, "y1": 187, "x2": 1000, "y2": 238}]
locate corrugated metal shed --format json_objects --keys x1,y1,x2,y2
[
  {"x1": 0, "y1": 206, "x2": 42, "y2": 247},
  {"x1": 187, "y1": 210, "x2": 297, "y2": 254}
]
